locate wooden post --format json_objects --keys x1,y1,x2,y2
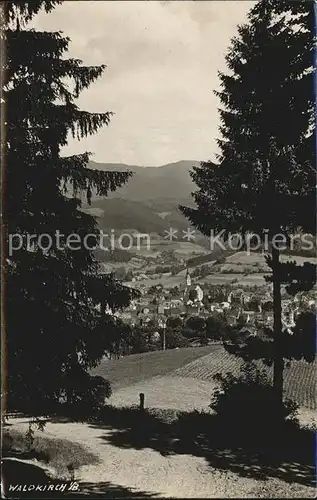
[{"x1": 139, "y1": 392, "x2": 145, "y2": 410}]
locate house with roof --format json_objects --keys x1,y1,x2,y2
[
  {"x1": 170, "y1": 307, "x2": 184, "y2": 316},
  {"x1": 241, "y1": 310, "x2": 256, "y2": 324},
  {"x1": 157, "y1": 304, "x2": 165, "y2": 315},
  {"x1": 220, "y1": 301, "x2": 231, "y2": 310},
  {"x1": 254, "y1": 312, "x2": 265, "y2": 324},
  {"x1": 227, "y1": 314, "x2": 238, "y2": 326},
  {"x1": 239, "y1": 326, "x2": 257, "y2": 337},
  {"x1": 263, "y1": 311, "x2": 274, "y2": 326},
  {"x1": 186, "y1": 301, "x2": 201, "y2": 315},
  {"x1": 170, "y1": 299, "x2": 183, "y2": 308}
]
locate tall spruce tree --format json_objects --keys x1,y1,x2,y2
[
  {"x1": 2, "y1": 1, "x2": 135, "y2": 414},
  {"x1": 181, "y1": 0, "x2": 316, "y2": 411}
]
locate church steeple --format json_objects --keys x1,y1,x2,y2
[
  {"x1": 185, "y1": 268, "x2": 191, "y2": 288},
  {"x1": 183, "y1": 268, "x2": 191, "y2": 313}
]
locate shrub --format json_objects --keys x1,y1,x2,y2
[
  {"x1": 165, "y1": 329, "x2": 188, "y2": 349},
  {"x1": 210, "y1": 363, "x2": 299, "y2": 447}
]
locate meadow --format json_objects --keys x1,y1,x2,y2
[
  {"x1": 90, "y1": 345, "x2": 215, "y2": 390},
  {"x1": 92, "y1": 346, "x2": 317, "y2": 411},
  {"x1": 172, "y1": 348, "x2": 317, "y2": 410},
  {"x1": 226, "y1": 251, "x2": 317, "y2": 266}
]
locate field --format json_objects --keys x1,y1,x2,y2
[
  {"x1": 198, "y1": 251, "x2": 317, "y2": 287},
  {"x1": 125, "y1": 271, "x2": 267, "y2": 288},
  {"x1": 128, "y1": 250, "x2": 317, "y2": 288},
  {"x1": 90, "y1": 345, "x2": 215, "y2": 390},
  {"x1": 120, "y1": 249, "x2": 317, "y2": 289},
  {"x1": 197, "y1": 273, "x2": 267, "y2": 286},
  {"x1": 220, "y1": 251, "x2": 317, "y2": 274},
  {"x1": 92, "y1": 346, "x2": 317, "y2": 411},
  {"x1": 149, "y1": 240, "x2": 210, "y2": 255},
  {"x1": 124, "y1": 237, "x2": 210, "y2": 258},
  {"x1": 172, "y1": 348, "x2": 317, "y2": 410},
  {"x1": 226, "y1": 251, "x2": 317, "y2": 266}
]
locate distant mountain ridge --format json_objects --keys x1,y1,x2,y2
[
  {"x1": 83, "y1": 160, "x2": 202, "y2": 239},
  {"x1": 88, "y1": 160, "x2": 200, "y2": 202}
]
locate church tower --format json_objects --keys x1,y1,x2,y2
[
  {"x1": 185, "y1": 268, "x2": 191, "y2": 288},
  {"x1": 183, "y1": 268, "x2": 191, "y2": 307}
]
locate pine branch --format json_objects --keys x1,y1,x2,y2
[
  {"x1": 3, "y1": 1, "x2": 63, "y2": 27},
  {"x1": 60, "y1": 154, "x2": 133, "y2": 200}
]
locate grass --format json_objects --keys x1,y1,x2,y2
[
  {"x1": 90, "y1": 345, "x2": 217, "y2": 390},
  {"x1": 197, "y1": 272, "x2": 267, "y2": 286},
  {"x1": 2, "y1": 428, "x2": 100, "y2": 479},
  {"x1": 92, "y1": 345, "x2": 316, "y2": 410},
  {"x1": 172, "y1": 347, "x2": 317, "y2": 410},
  {"x1": 109, "y1": 375, "x2": 217, "y2": 411},
  {"x1": 127, "y1": 250, "x2": 317, "y2": 288},
  {"x1": 131, "y1": 272, "x2": 268, "y2": 287},
  {"x1": 219, "y1": 251, "x2": 317, "y2": 277},
  {"x1": 226, "y1": 251, "x2": 317, "y2": 266}
]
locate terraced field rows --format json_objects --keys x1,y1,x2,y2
[
  {"x1": 282, "y1": 360, "x2": 317, "y2": 410},
  {"x1": 172, "y1": 348, "x2": 244, "y2": 379},
  {"x1": 171, "y1": 347, "x2": 317, "y2": 410}
]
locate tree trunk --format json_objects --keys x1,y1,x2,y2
[{"x1": 271, "y1": 246, "x2": 284, "y2": 414}]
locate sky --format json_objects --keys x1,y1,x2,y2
[{"x1": 32, "y1": 1, "x2": 255, "y2": 166}]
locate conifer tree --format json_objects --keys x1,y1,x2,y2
[
  {"x1": 181, "y1": 0, "x2": 316, "y2": 411},
  {"x1": 2, "y1": 1, "x2": 135, "y2": 414}
]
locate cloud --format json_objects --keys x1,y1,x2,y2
[{"x1": 31, "y1": 1, "x2": 254, "y2": 165}]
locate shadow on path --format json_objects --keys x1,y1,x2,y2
[{"x1": 88, "y1": 406, "x2": 315, "y2": 488}]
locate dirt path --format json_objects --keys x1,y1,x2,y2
[
  {"x1": 9, "y1": 409, "x2": 315, "y2": 498},
  {"x1": 6, "y1": 364, "x2": 315, "y2": 498}
]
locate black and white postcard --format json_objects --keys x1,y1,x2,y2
[{"x1": 1, "y1": 1, "x2": 316, "y2": 498}]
